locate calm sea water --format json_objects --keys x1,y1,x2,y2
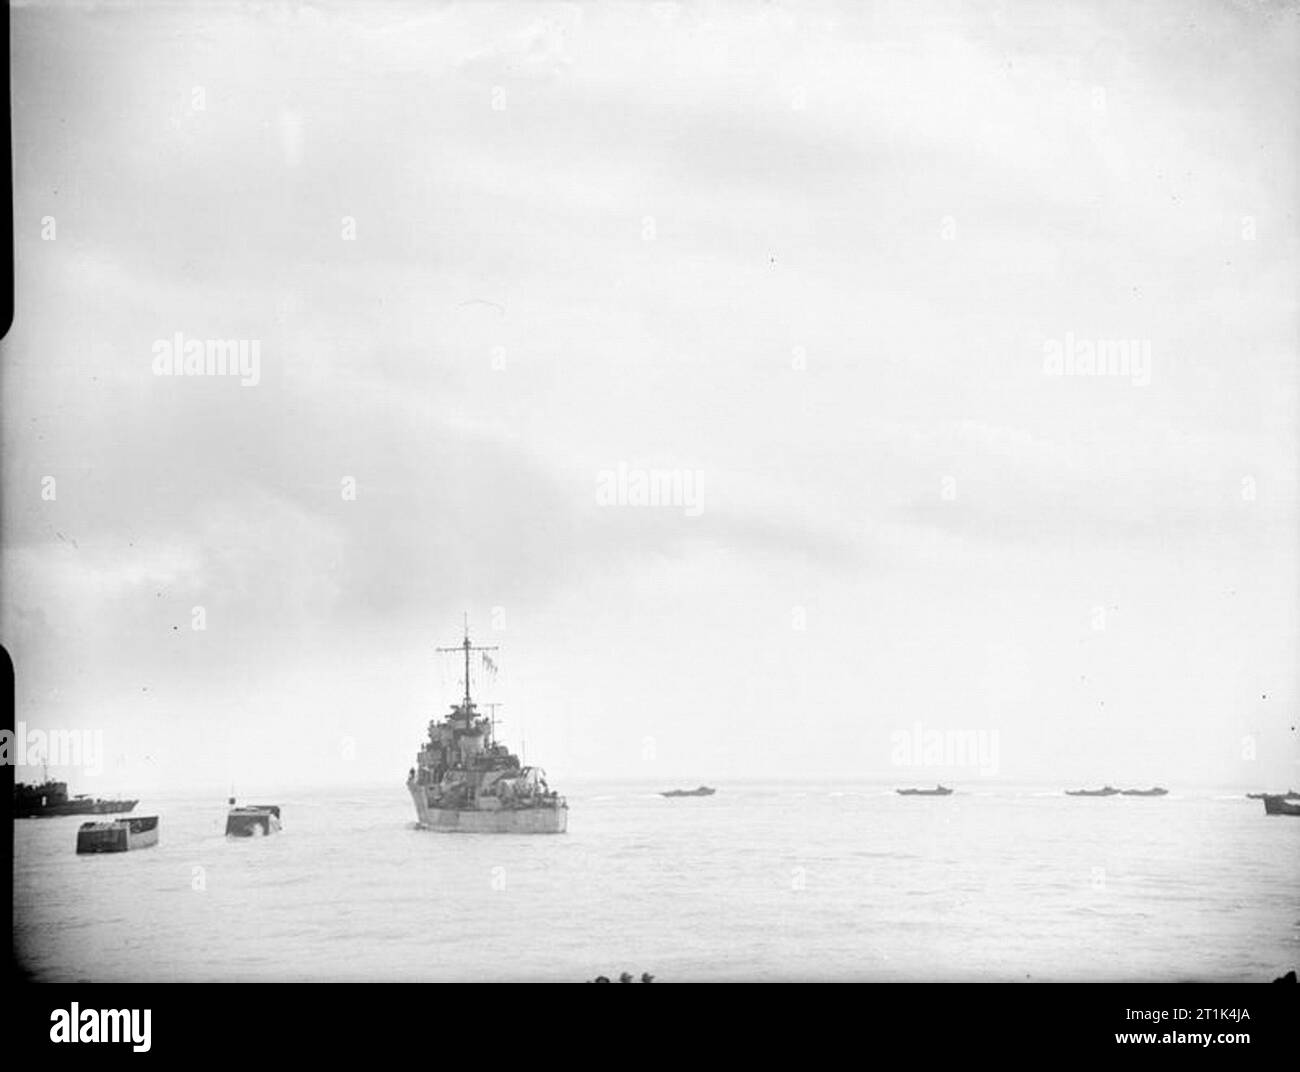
[{"x1": 13, "y1": 782, "x2": 1299, "y2": 982}]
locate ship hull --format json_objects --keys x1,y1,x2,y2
[
  {"x1": 76, "y1": 816, "x2": 159, "y2": 853},
  {"x1": 226, "y1": 809, "x2": 282, "y2": 837},
  {"x1": 1262, "y1": 795, "x2": 1300, "y2": 816},
  {"x1": 408, "y1": 784, "x2": 567, "y2": 833},
  {"x1": 15, "y1": 799, "x2": 138, "y2": 819}
]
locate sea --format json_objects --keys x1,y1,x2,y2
[{"x1": 13, "y1": 781, "x2": 1299, "y2": 982}]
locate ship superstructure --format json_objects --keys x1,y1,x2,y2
[{"x1": 406, "y1": 623, "x2": 567, "y2": 833}]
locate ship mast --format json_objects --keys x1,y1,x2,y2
[
  {"x1": 486, "y1": 703, "x2": 504, "y2": 745},
  {"x1": 436, "y1": 613, "x2": 499, "y2": 712}
]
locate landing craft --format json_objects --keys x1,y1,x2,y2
[
  {"x1": 1261, "y1": 794, "x2": 1300, "y2": 816},
  {"x1": 225, "y1": 798, "x2": 282, "y2": 836},
  {"x1": 76, "y1": 816, "x2": 159, "y2": 853}
]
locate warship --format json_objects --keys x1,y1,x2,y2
[
  {"x1": 13, "y1": 774, "x2": 138, "y2": 819},
  {"x1": 406, "y1": 623, "x2": 567, "y2": 833}
]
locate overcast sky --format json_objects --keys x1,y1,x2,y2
[{"x1": 3, "y1": 1, "x2": 1297, "y2": 795}]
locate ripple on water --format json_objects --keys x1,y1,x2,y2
[{"x1": 13, "y1": 785, "x2": 1299, "y2": 981}]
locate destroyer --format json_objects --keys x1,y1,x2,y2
[{"x1": 406, "y1": 623, "x2": 567, "y2": 833}]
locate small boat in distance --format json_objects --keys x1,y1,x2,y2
[
  {"x1": 1065, "y1": 786, "x2": 1121, "y2": 797},
  {"x1": 1262, "y1": 795, "x2": 1300, "y2": 816},
  {"x1": 896, "y1": 785, "x2": 953, "y2": 796},
  {"x1": 1120, "y1": 787, "x2": 1168, "y2": 796},
  {"x1": 225, "y1": 798, "x2": 282, "y2": 837},
  {"x1": 661, "y1": 786, "x2": 716, "y2": 798},
  {"x1": 1247, "y1": 789, "x2": 1299, "y2": 800},
  {"x1": 76, "y1": 816, "x2": 159, "y2": 853}
]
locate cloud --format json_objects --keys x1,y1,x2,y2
[{"x1": 3, "y1": 1, "x2": 1295, "y2": 787}]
